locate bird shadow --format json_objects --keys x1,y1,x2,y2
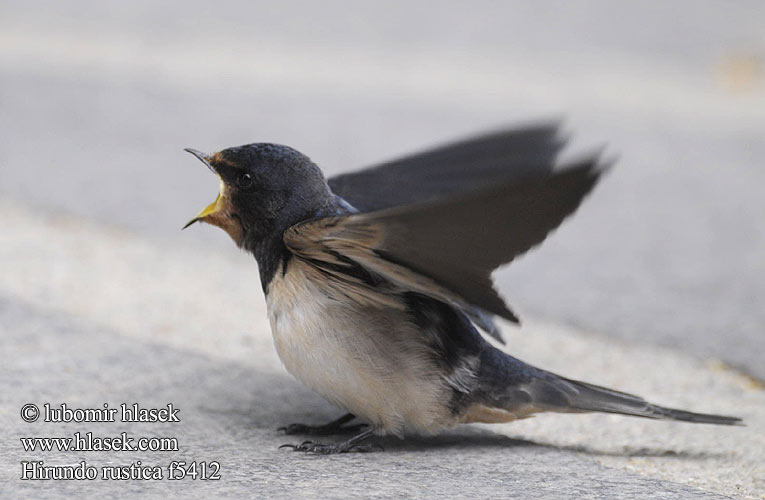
[{"x1": 370, "y1": 429, "x2": 723, "y2": 460}]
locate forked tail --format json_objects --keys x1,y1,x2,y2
[
  {"x1": 552, "y1": 376, "x2": 742, "y2": 425},
  {"x1": 470, "y1": 339, "x2": 743, "y2": 426},
  {"x1": 524, "y1": 372, "x2": 743, "y2": 425}
]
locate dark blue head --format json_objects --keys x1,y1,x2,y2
[{"x1": 184, "y1": 143, "x2": 333, "y2": 253}]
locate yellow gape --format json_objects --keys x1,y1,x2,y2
[{"x1": 184, "y1": 191, "x2": 221, "y2": 229}]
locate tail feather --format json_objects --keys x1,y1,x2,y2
[{"x1": 529, "y1": 374, "x2": 743, "y2": 426}]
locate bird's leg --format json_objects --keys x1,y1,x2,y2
[
  {"x1": 279, "y1": 428, "x2": 382, "y2": 454},
  {"x1": 278, "y1": 413, "x2": 368, "y2": 436}
]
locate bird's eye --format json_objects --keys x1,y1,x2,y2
[{"x1": 237, "y1": 172, "x2": 253, "y2": 189}]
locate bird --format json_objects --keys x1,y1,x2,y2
[{"x1": 183, "y1": 123, "x2": 742, "y2": 454}]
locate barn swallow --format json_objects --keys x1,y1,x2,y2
[{"x1": 183, "y1": 123, "x2": 741, "y2": 454}]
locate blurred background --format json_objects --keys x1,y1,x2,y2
[
  {"x1": 1, "y1": 0, "x2": 763, "y2": 378},
  {"x1": 2, "y1": 3, "x2": 765, "y2": 498}
]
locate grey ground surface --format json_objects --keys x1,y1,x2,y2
[
  {"x1": 1, "y1": 1, "x2": 764, "y2": 499},
  {"x1": 0, "y1": 299, "x2": 746, "y2": 500},
  {"x1": 2, "y1": 205, "x2": 762, "y2": 499}
]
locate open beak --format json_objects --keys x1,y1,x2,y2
[
  {"x1": 183, "y1": 148, "x2": 222, "y2": 229},
  {"x1": 183, "y1": 192, "x2": 222, "y2": 229}
]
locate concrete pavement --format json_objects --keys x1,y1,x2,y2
[
  {"x1": 1, "y1": 203, "x2": 762, "y2": 499},
  {"x1": 0, "y1": 300, "x2": 741, "y2": 500}
]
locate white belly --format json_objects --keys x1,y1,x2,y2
[{"x1": 265, "y1": 259, "x2": 452, "y2": 436}]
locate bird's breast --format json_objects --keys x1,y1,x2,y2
[{"x1": 264, "y1": 258, "x2": 454, "y2": 436}]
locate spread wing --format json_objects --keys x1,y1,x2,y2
[
  {"x1": 328, "y1": 122, "x2": 566, "y2": 213},
  {"x1": 285, "y1": 158, "x2": 606, "y2": 325}
]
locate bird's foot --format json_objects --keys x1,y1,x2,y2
[
  {"x1": 279, "y1": 429, "x2": 381, "y2": 454},
  {"x1": 278, "y1": 413, "x2": 368, "y2": 436}
]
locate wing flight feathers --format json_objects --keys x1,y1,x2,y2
[
  {"x1": 287, "y1": 155, "x2": 607, "y2": 323},
  {"x1": 328, "y1": 122, "x2": 566, "y2": 212}
]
